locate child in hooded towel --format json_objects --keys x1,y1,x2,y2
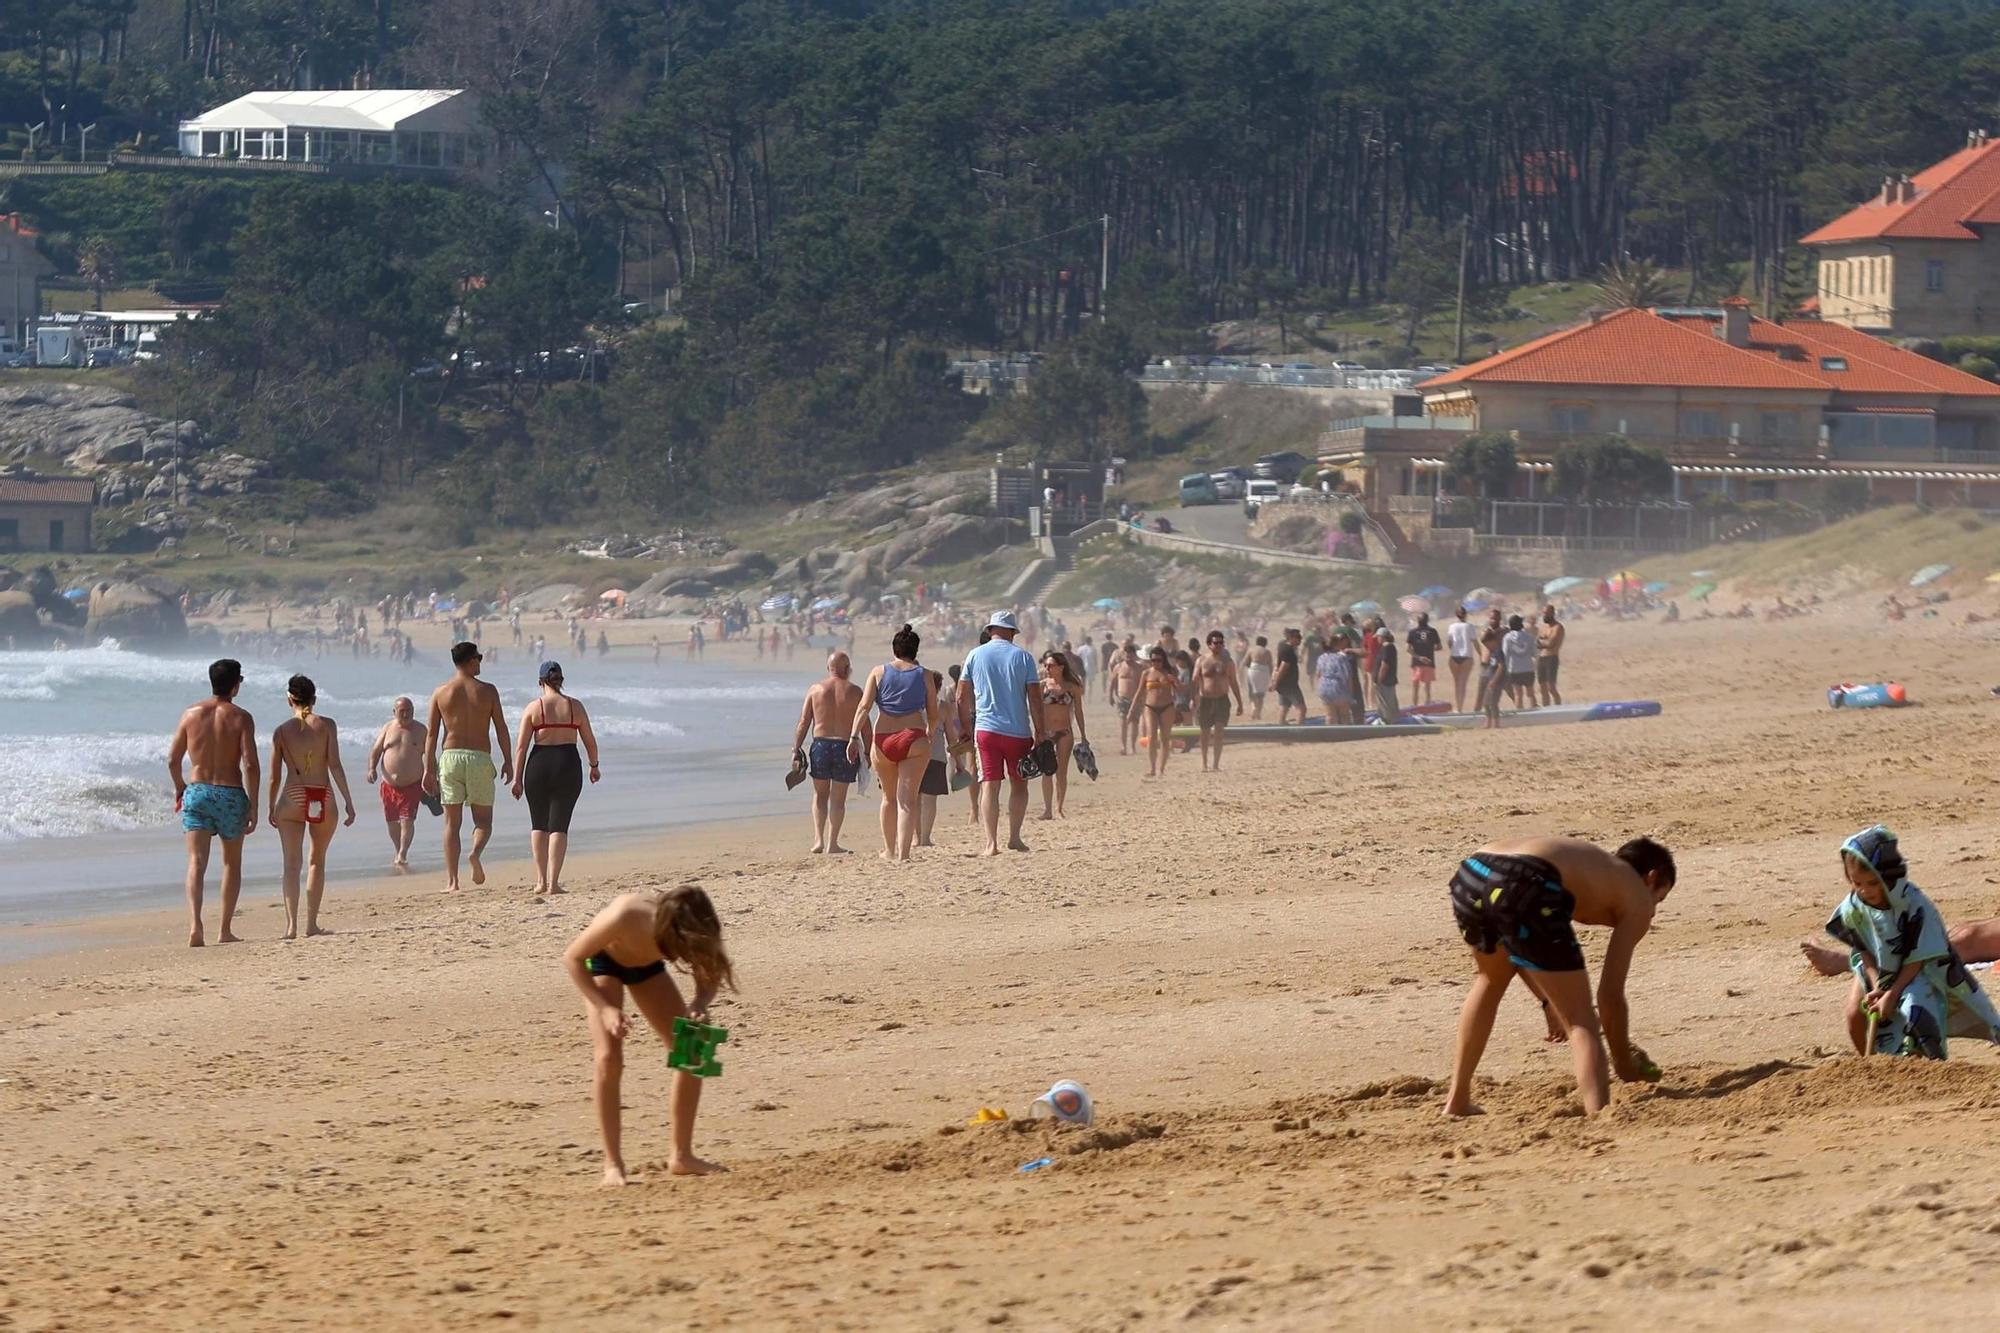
[{"x1": 1825, "y1": 825, "x2": 2000, "y2": 1059}]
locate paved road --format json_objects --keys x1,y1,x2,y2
[{"x1": 1160, "y1": 500, "x2": 1269, "y2": 546}]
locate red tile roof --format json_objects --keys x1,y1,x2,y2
[
  {"x1": 0, "y1": 477, "x2": 94, "y2": 505},
  {"x1": 1424, "y1": 307, "x2": 2000, "y2": 398},
  {"x1": 1800, "y1": 140, "x2": 2000, "y2": 243}
]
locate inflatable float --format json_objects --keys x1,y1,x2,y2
[
  {"x1": 1827, "y1": 682, "x2": 1907, "y2": 709},
  {"x1": 1418, "y1": 700, "x2": 1664, "y2": 730}
]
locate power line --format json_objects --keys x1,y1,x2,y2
[{"x1": 977, "y1": 218, "x2": 1105, "y2": 259}]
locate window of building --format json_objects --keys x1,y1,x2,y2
[
  {"x1": 1761, "y1": 412, "x2": 1799, "y2": 439},
  {"x1": 0, "y1": 518, "x2": 17, "y2": 548},
  {"x1": 1746, "y1": 480, "x2": 1778, "y2": 501},
  {"x1": 1927, "y1": 260, "x2": 1944, "y2": 292},
  {"x1": 1681, "y1": 409, "x2": 1724, "y2": 438},
  {"x1": 1549, "y1": 405, "x2": 1592, "y2": 432},
  {"x1": 48, "y1": 520, "x2": 64, "y2": 551},
  {"x1": 1820, "y1": 357, "x2": 1847, "y2": 371}
]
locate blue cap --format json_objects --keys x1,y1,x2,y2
[{"x1": 538, "y1": 660, "x2": 563, "y2": 681}]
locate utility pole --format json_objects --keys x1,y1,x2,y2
[
  {"x1": 1099, "y1": 214, "x2": 1110, "y2": 318},
  {"x1": 80, "y1": 123, "x2": 97, "y2": 162},
  {"x1": 1453, "y1": 212, "x2": 1471, "y2": 363}
]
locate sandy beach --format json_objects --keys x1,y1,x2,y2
[{"x1": 10, "y1": 602, "x2": 2000, "y2": 1329}]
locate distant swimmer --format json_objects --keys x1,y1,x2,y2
[
  {"x1": 423, "y1": 641, "x2": 512, "y2": 893},
  {"x1": 1444, "y1": 835, "x2": 1676, "y2": 1117},
  {"x1": 366, "y1": 696, "x2": 427, "y2": 868},
  {"x1": 851, "y1": 625, "x2": 938, "y2": 862},
  {"x1": 167, "y1": 658, "x2": 260, "y2": 946},
  {"x1": 563, "y1": 885, "x2": 736, "y2": 1184},
  {"x1": 793, "y1": 651, "x2": 863, "y2": 853},
  {"x1": 512, "y1": 660, "x2": 601, "y2": 896},
  {"x1": 267, "y1": 674, "x2": 356, "y2": 939}
]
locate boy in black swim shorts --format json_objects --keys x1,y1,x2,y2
[{"x1": 1444, "y1": 835, "x2": 1677, "y2": 1117}]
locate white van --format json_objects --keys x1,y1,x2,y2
[{"x1": 1244, "y1": 478, "x2": 1282, "y2": 509}]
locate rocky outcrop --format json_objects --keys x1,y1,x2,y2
[
  {"x1": 877, "y1": 514, "x2": 1014, "y2": 572},
  {"x1": 784, "y1": 470, "x2": 985, "y2": 531},
  {"x1": 0, "y1": 383, "x2": 200, "y2": 471},
  {"x1": 84, "y1": 580, "x2": 187, "y2": 643},
  {"x1": 0, "y1": 590, "x2": 40, "y2": 639}
]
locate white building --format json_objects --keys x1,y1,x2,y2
[{"x1": 176, "y1": 89, "x2": 484, "y2": 172}]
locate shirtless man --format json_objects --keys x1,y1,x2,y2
[
  {"x1": 1445, "y1": 835, "x2": 1676, "y2": 1116},
  {"x1": 167, "y1": 658, "x2": 260, "y2": 946},
  {"x1": 366, "y1": 696, "x2": 427, "y2": 868},
  {"x1": 1107, "y1": 643, "x2": 1142, "y2": 754},
  {"x1": 1193, "y1": 630, "x2": 1245, "y2": 771},
  {"x1": 792, "y1": 651, "x2": 864, "y2": 853},
  {"x1": 1242, "y1": 635, "x2": 1275, "y2": 720},
  {"x1": 422, "y1": 641, "x2": 512, "y2": 893},
  {"x1": 1536, "y1": 605, "x2": 1566, "y2": 706}
]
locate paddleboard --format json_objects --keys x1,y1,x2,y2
[
  {"x1": 1143, "y1": 723, "x2": 1439, "y2": 746},
  {"x1": 1419, "y1": 701, "x2": 1662, "y2": 729}
]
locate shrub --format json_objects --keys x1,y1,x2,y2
[{"x1": 1337, "y1": 509, "x2": 1366, "y2": 535}]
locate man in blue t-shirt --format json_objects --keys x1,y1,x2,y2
[{"x1": 962, "y1": 610, "x2": 1046, "y2": 855}]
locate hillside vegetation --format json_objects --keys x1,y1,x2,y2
[{"x1": 1636, "y1": 507, "x2": 2000, "y2": 600}]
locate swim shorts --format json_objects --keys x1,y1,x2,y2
[
  {"x1": 584, "y1": 951, "x2": 666, "y2": 986},
  {"x1": 380, "y1": 780, "x2": 423, "y2": 821},
  {"x1": 1411, "y1": 664, "x2": 1436, "y2": 684},
  {"x1": 1276, "y1": 683, "x2": 1306, "y2": 710},
  {"x1": 975, "y1": 728, "x2": 1034, "y2": 782},
  {"x1": 921, "y1": 758, "x2": 950, "y2": 796},
  {"x1": 1449, "y1": 854, "x2": 1585, "y2": 972},
  {"x1": 1197, "y1": 695, "x2": 1231, "y2": 728},
  {"x1": 180, "y1": 783, "x2": 250, "y2": 841},
  {"x1": 1536, "y1": 657, "x2": 1560, "y2": 690},
  {"x1": 808, "y1": 736, "x2": 858, "y2": 784},
  {"x1": 436, "y1": 748, "x2": 498, "y2": 807}
]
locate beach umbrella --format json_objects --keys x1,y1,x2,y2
[
  {"x1": 1910, "y1": 563, "x2": 1952, "y2": 587},
  {"x1": 1398, "y1": 594, "x2": 1431, "y2": 615},
  {"x1": 809, "y1": 596, "x2": 841, "y2": 611},
  {"x1": 1643, "y1": 581, "x2": 1671, "y2": 595},
  {"x1": 1466, "y1": 587, "x2": 1503, "y2": 604},
  {"x1": 1418, "y1": 584, "x2": 1454, "y2": 601},
  {"x1": 1689, "y1": 581, "x2": 1717, "y2": 600},
  {"x1": 599, "y1": 588, "x2": 628, "y2": 605},
  {"x1": 62, "y1": 588, "x2": 87, "y2": 601},
  {"x1": 1542, "y1": 575, "x2": 1588, "y2": 596},
  {"x1": 1092, "y1": 597, "x2": 1123, "y2": 609},
  {"x1": 1349, "y1": 599, "x2": 1383, "y2": 614}
]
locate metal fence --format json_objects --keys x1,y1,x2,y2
[{"x1": 950, "y1": 360, "x2": 1438, "y2": 392}]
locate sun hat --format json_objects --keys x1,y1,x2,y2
[{"x1": 987, "y1": 610, "x2": 1019, "y2": 631}]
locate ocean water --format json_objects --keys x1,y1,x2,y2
[{"x1": 0, "y1": 643, "x2": 824, "y2": 928}]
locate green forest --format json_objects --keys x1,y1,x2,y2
[{"x1": 7, "y1": 0, "x2": 2000, "y2": 526}]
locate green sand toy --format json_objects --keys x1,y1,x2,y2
[{"x1": 669, "y1": 1017, "x2": 729, "y2": 1077}]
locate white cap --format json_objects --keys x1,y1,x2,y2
[
  {"x1": 1031, "y1": 1079, "x2": 1093, "y2": 1126},
  {"x1": 987, "y1": 610, "x2": 1019, "y2": 631}
]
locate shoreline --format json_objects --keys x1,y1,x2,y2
[{"x1": 0, "y1": 798, "x2": 814, "y2": 976}]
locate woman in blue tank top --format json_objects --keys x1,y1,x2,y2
[{"x1": 849, "y1": 624, "x2": 939, "y2": 861}]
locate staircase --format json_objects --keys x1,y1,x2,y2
[{"x1": 1006, "y1": 527, "x2": 1097, "y2": 606}]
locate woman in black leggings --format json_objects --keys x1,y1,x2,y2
[{"x1": 510, "y1": 659, "x2": 602, "y2": 896}]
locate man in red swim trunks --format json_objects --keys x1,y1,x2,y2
[{"x1": 366, "y1": 696, "x2": 428, "y2": 868}]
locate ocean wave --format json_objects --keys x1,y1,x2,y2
[
  {"x1": 0, "y1": 731, "x2": 178, "y2": 842},
  {"x1": 588, "y1": 716, "x2": 688, "y2": 739},
  {"x1": 570, "y1": 683, "x2": 803, "y2": 707},
  {"x1": 0, "y1": 644, "x2": 294, "y2": 702}
]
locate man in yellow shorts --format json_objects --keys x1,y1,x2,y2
[{"x1": 424, "y1": 641, "x2": 512, "y2": 893}]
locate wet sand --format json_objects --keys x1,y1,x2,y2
[{"x1": 9, "y1": 603, "x2": 2000, "y2": 1328}]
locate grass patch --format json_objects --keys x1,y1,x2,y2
[{"x1": 1631, "y1": 506, "x2": 2000, "y2": 596}]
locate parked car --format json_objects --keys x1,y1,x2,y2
[
  {"x1": 1244, "y1": 478, "x2": 1282, "y2": 509},
  {"x1": 1252, "y1": 451, "x2": 1311, "y2": 484},
  {"x1": 1210, "y1": 470, "x2": 1247, "y2": 501},
  {"x1": 1178, "y1": 472, "x2": 1221, "y2": 506},
  {"x1": 1332, "y1": 360, "x2": 1366, "y2": 374}
]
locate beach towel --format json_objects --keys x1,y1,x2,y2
[{"x1": 1825, "y1": 826, "x2": 2000, "y2": 1058}]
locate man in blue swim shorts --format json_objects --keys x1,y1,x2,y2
[
  {"x1": 792, "y1": 651, "x2": 864, "y2": 853},
  {"x1": 168, "y1": 658, "x2": 261, "y2": 947}
]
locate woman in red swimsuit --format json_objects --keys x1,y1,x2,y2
[
  {"x1": 267, "y1": 674, "x2": 357, "y2": 940},
  {"x1": 850, "y1": 624, "x2": 939, "y2": 862}
]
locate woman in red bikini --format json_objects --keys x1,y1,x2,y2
[
  {"x1": 850, "y1": 624, "x2": 939, "y2": 862},
  {"x1": 267, "y1": 674, "x2": 356, "y2": 939}
]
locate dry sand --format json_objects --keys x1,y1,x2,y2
[{"x1": 9, "y1": 601, "x2": 2000, "y2": 1329}]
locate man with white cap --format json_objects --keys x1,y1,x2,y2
[{"x1": 962, "y1": 610, "x2": 1047, "y2": 855}]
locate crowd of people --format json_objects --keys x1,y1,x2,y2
[{"x1": 168, "y1": 643, "x2": 604, "y2": 947}]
